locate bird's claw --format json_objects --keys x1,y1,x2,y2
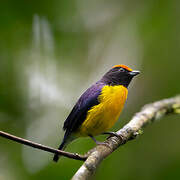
[
  {"x1": 102, "y1": 131, "x2": 121, "y2": 138},
  {"x1": 102, "y1": 131, "x2": 125, "y2": 143}
]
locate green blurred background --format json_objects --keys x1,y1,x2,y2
[{"x1": 0, "y1": 0, "x2": 180, "y2": 179}]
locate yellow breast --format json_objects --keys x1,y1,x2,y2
[{"x1": 77, "y1": 85, "x2": 128, "y2": 136}]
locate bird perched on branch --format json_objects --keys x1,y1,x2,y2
[{"x1": 53, "y1": 64, "x2": 140, "y2": 162}]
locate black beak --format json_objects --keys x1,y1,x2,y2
[{"x1": 129, "y1": 70, "x2": 140, "y2": 76}]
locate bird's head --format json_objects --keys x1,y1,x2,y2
[{"x1": 101, "y1": 64, "x2": 140, "y2": 87}]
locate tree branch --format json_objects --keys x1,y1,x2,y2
[
  {"x1": 0, "y1": 95, "x2": 179, "y2": 179},
  {"x1": 0, "y1": 131, "x2": 87, "y2": 161},
  {"x1": 72, "y1": 95, "x2": 180, "y2": 180}
]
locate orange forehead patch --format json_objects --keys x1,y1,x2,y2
[{"x1": 112, "y1": 64, "x2": 133, "y2": 71}]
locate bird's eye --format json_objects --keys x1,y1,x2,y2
[{"x1": 119, "y1": 67, "x2": 125, "y2": 72}]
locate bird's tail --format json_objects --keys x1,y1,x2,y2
[
  {"x1": 53, "y1": 139, "x2": 66, "y2": 162},
  {"x1": 53, "y1": 133, "x2": 76, "y2": 162}
]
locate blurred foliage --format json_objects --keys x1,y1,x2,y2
[{"x1": 0, "y1": 0, "x2": 180, "y2": 179}]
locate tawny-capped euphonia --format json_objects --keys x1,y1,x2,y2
[{"x1": 53, "y1": 64, "x2": 140, "y2": 162}]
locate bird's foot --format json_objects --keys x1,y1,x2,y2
[
  {"x1": 88, "y1": 135, "x2": 110, "y2": 148},
  {"x1": 102, "y1": 131, "x2": 119, "y2": 137},
  {"x1": 102, "y1": 131, "x2": 124, "y2": 141}
]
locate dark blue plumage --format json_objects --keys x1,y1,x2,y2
[
  {"x1": 63, "y1": 82, "x2": 104, "y2": 133},
  {"x1": 53, "y1": 82, "x2": 104, "y2": 162}
]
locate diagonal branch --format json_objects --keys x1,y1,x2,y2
[
  {"x1": 0, "y1": 95, "x2": 179, "y2": 179},
  {"x1": 0, "y1": 131, "x2": 87, "y2": 161},
  {"x1": 72, "y1": 95, "x2": 180, "y2": 180}
]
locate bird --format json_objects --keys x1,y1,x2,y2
[{"x1": 53, "y1": 64, "x2": 140, "y2": 162}]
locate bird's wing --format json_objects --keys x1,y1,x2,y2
[{"x1": 63, "y1": 82, "x2": 104, "y2": 134}]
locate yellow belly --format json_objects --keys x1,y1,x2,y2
[{"x1": 77, "y1": 85, "x2": 128, "y2": 136}]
